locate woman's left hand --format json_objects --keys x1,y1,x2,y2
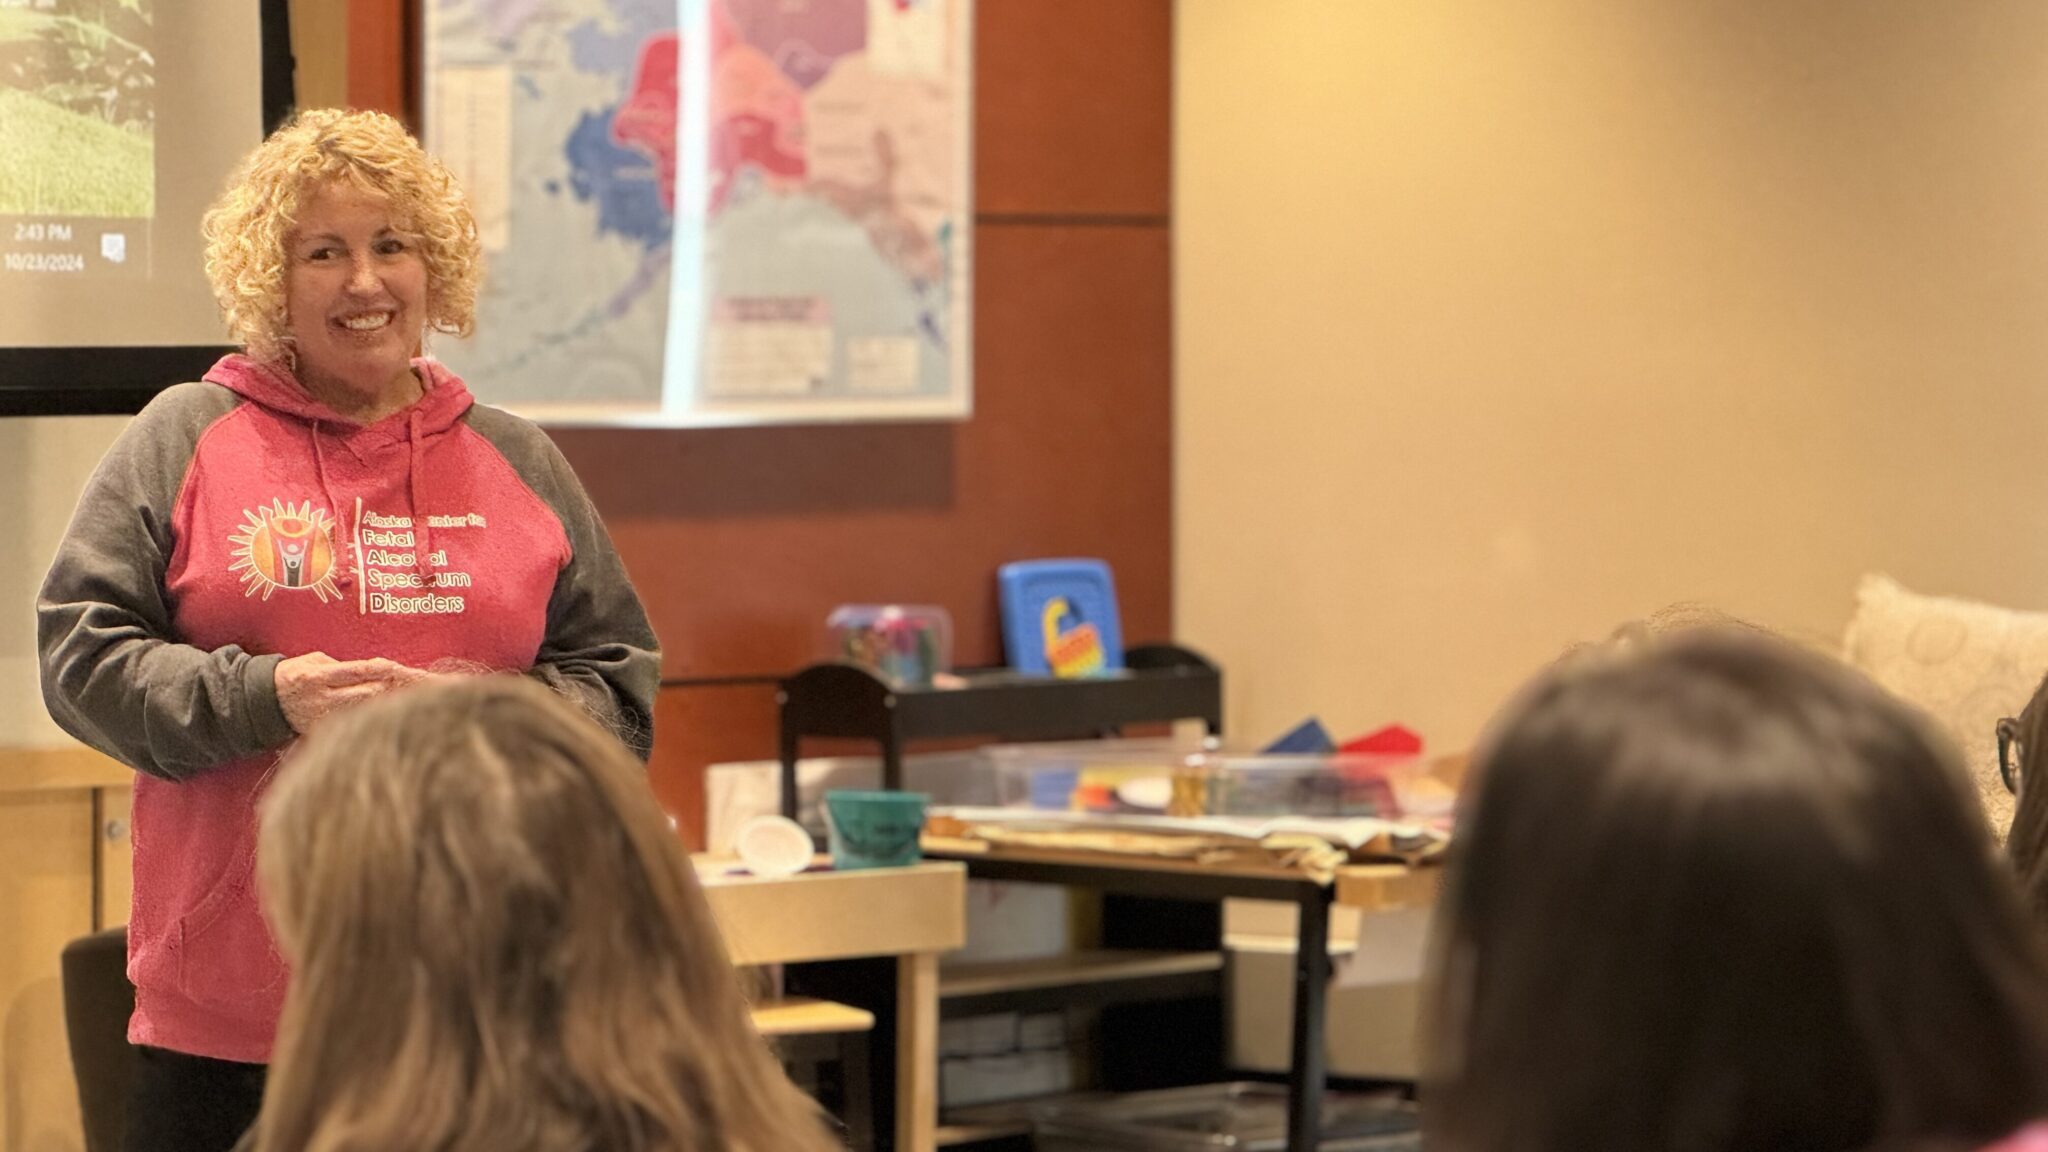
[{"x1": 276, "y1": 652, "x2": 433, "y2": 734}]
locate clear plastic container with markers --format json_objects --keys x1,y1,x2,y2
[
  {"x1": 984, "y1": 740, "x2": 1453, "y2": 821},
  {"x1": 826, "y1": 604, "x2": 954, "y2": 689}
]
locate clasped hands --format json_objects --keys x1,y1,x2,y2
[{"x1": 275, "y1": 652, "x2": 439, "y2": 735}]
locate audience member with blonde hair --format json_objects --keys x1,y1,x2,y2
[
  {"x1": 1426, "y1": 630, "x2": 2048, "y2": 1152},
  {"x1": 242, "y1": 676, "x2": 837, "y2": 1152}
]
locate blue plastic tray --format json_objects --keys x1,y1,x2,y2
[{"x1": 998, "y1": 558, "x2": 1124, "y2": 677}]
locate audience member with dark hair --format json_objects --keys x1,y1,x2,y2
[
  {"x1": 1426, "y1": 630, "x2": 2048, "y2": 1152},
  {"x1": 2005, "y1": 673, "x2": 2048, "y2": 924}
]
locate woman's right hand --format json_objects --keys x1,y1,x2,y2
[{"x1": 275, "y1": 652, "x2": 430, "y2": 734}]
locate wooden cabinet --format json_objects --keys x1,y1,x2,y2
[
  {"x1": 1, "y1": 748, "x2": 132, "y2": 1152},
  {"x1": 98, "y1": 788, "x2": 131, "y2": 932}
]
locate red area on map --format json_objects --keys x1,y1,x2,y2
[
  {"x1": 609, "y1": 11, "x2": 810, "y2": 214},
  {"x1": 714, "y1": 113, "x2": 807, "y2": 202},
  {"x1": 610, "y1": 33, "x2": 679, "y2": 209}
]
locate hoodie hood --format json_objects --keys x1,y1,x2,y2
[
  {"x1": 204, "y1": 353, "x2": 474, "y2": 582},
  {"x1": 203, "y1": 353, "x2": 473, "y2": 436}
]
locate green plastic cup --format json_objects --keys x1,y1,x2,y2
[{"x1": 824, "y1": 790, "x2": 930, "y2": 870}]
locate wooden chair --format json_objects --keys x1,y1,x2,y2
[{"x1": 753, "y1": 996, "x2": 877, "y2": 1152}]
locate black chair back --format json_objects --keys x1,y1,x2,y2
[{"x1": 61, "y1": 925, "x2": 135, "y2": 1152}]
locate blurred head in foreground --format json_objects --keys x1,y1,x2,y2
[
  {"x1": 246, "y1": 675, "x2": 838, "y2": 1152},
  {"x1": 1425, "y1": 630, "x2": 2048, "y2": 1152}
]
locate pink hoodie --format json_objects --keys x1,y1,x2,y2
[
  {"x1": 39, "y1": 355, "x2": 659, "y2": 1062},
  {"x1": 1982, "y1": 1124, "x2": 2048, "y2": 1152}
]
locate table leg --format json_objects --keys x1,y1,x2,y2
[
  {"x1": 896, "y1": 950, "x2": 940, "y2": 1152},
  {"x1": 882, "y1": 724, "x2": 905, "y2": 793},
  {"x1": 1286, "y1": 891, "x2": 1332, "y2": 1152},
  {"x1": 840, "y1": 1027, "x2": 875, "y2": 1152},
  {"x1": 785, "y1": 958, "x2": 898, "y2": 1150},
  {"x1": 778, "y1": 712, "x2": 801, "y2": 822}
]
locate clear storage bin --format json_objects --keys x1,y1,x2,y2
[
  {"x1": 826, "y1": 604, "x2": 953, "y2": 688},
  {"x1": 1032, "y1": 1082, "x2": 1420, "y2": 1151},
  {"x1": 982, "y1": 738, "x2": 1215, "y2": 814},
  {"x1": 983, "y1": 740, "x2": 1452, "y2": 821}
]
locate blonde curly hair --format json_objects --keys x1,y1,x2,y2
[{"x1": 202, "y1": 109, "x2": 482, "y2": 362}]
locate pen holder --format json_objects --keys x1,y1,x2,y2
[{"x1": 824, "y1": 790, "x2": 929, "y2": 870}]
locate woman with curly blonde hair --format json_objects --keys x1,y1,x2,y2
[
  {"x1": 243, "y1": 676, "x2": 839, "y2": 1152},
  {"x1": 201, "y1": 109, "x2": 486, "y2": 368},
  {"x1": 39, "y1": 109, "x2": 659, "y2": 1152}
]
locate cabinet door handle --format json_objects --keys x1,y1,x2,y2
[{"x1": 105, "y1": 819, "x2": 129, "y2": 842}]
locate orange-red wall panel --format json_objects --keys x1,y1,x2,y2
[
  {"x1": 552, "y1": 223, "x2": 1173, "y2": 678},
  {"x1": 345, "y1": 0, "x2": 411, "y2": 120},
  {"x1": 350, "y1": 1, "x2": 1173, "y2": 836},
  {"x1": 976, "y1": 0, "x2": 1173, "y2": 218}
]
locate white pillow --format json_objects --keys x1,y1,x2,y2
[{"x1": 1841, "y1": 574, "x2": 2048, "y2": 840}]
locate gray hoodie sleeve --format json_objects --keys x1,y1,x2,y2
[
  {"x1": 465, "y1": 406, "x2": 661, "y2": 761},
  {"x1": 37, "y1": 383, "x2": 297, "y2": 780}
]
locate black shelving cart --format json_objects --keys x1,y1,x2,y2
[{"x1": 775, "y1": 643, "x2": 1224, "y2": 821}]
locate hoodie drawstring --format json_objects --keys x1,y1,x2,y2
[
  {"x1": 408, "y1": 410, "x2": 431, "y2": 582},
  {"x1": 308, "y1": 420, "x2": 351, "y2": 591}
]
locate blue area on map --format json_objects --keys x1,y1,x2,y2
[
  {"x1": 567, "y1": 0, "x2": 675, "y2": 75},
  {"x1": 563, "y1": 108, "x2": 670, "y2": 250}
]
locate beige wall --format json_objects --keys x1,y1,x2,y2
[
  {"x1": 288, "y1": 0, "x2": 348, "y2": 112},
  {"x1": 0, "y1": 421, "x2": 126, "y2": 747},
  {"x1": 1177, "y1": 0, "x2": 2048, "y2": 753}
]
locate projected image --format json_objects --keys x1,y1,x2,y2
[{"x1": 0, "y1": 0, "x2": 153, "y2": 218}]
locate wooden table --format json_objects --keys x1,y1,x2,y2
[
  {"x1": 696, "y1": 860, "x2": 966, "y2": 1152},
  {"x1": 920, "y1": 838, "x2": 1439, "y2": 1152},
  {"x1": 1333, "y1": 862, "x2": 1443, "y2": 913}
]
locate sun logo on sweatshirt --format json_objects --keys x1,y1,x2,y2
[{"x1": 229, "y1": 500, "x2": 341, "y2": 602}]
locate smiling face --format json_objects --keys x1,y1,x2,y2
[{"x1": 283, "y1": 182, "x2": 428, "y2": 420}]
